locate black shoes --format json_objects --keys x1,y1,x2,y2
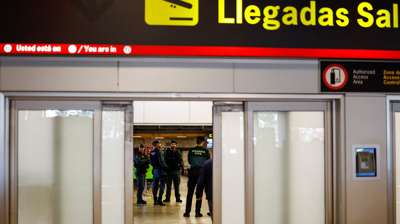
[
  {"x1": 137, "y1": 200, "x2": 147, "y2": 205},
  {"x1": 184, "y1": 212, "x2": 203, "y2": 217},
  {"x1": 164, "y1": 198, "x2": 182, "y2": 202},
  {"x1": 157, "y1": 199, "x2": 166, "y2": 206}
]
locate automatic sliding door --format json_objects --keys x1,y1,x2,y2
[
  {"x1": 246, "y1": 102, "x2": 332, "y2": 224},
  {"x1": 12, "y1": 101, "x2": 101, "y2": 224},
  {"x1": 11, "y1": 101, "x2": 133, "y2": 224},
  {"x1": 213, "y1": 104, "x2": 245, "y2": 224},
  {"x1": 102, "y1": 104, "x2": 133, "y2": 224}
]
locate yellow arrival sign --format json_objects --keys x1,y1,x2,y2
[{"x1": 145, "y1": 0, "x2": 199, "y2": 26}]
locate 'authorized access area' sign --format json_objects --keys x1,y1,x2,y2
[{"x1": 320, "y1": 60, "x2": 400, "y2": 92}]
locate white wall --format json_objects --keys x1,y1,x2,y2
[
  {"x1": 345, "y1": 96, "x2": 387, "y2": 224},
  {"x1": 134, "y1": 101, "x2": 212, "y2": 124},
  {"x1": 0, "y1": 58, "x2": 318, "y2": 94},
  {"x1": 0, "y1": 60, "x2": 118, "y2": 92}
]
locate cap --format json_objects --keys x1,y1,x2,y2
[
  {"x1": 197, "y1": 136, "x2": 205, "y2": 141},
  {"x1": 170, "y1": 140, "x2": 177, "y2": 144},
  {"x1": 139, "y1": 143, "x2": 145, "y2": 148},
  {"x1": 152, "y1": 140, "x2": 161, "y2": 144}
]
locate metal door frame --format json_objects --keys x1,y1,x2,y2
[
  {"x1": 6, "y1": 100, "x2": 134, "y2": 224},
  {"x1": 387, "y1": 97, "x2": 400, "y2": 224},
  {"x1": 0, "y1": 94, "x2": 344, "y2": 224}
]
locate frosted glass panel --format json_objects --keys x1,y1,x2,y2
[
  {"x1": 18, "y1": 110, "x2": 93, "y2": 224},
  {"x1": 254, "y1": 111, "x2": 325, "y2": 224},
  {"x1": 102, "y1": 111, "x2": 125, "y2": 224},
  {"x1": 221, "y1": 112, "x2": 245, "y2": 224}
]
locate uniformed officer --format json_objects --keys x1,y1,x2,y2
[
  {"x1": 150, "y1": 140, "x2": 167, "y2": 206},
  {"x1": 163, "y1": 140, "x2": 183, "y2": 203},
  {"x1": 183, "y1": 136, "x2": 211, "y2": 217},
  {"x1": 134, "y1": 143, "x2": 149, "y2": 205}
]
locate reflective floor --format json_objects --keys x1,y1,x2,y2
[{"x1": 134, "y1": 175, "x2": 212, "y2": 224}]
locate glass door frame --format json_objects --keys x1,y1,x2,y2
[
  {"x1": 388, "y1": 101, "x2": 400, "y2": 224},
  {"x1": 213, "y1": 102, "x2": 244, "y2": 224},
  {"x1": 1, "y1": 95, "x2": 344, "y2": 224},
  {"x1": 8, "y1": 100, "x2": 134, "y2": 224},
  {"x1": 244, "y1": 101, "x2": 336, "y2": 224}
]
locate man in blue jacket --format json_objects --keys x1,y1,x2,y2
[
  {"x1": 150, "y1": 140, "x2": 167, "y2": 206},
  {"x1": 196, "y1": 159, "x2": 213, "y2": 220}
]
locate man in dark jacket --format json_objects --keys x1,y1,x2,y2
[
  {"x1": 183, "y1": 136, "x2": 210, "y2": 217},
  {"x1": 196, "y1": 159, "x2": 213, "y2": 220},
  {"x1": 163, "y1": 140, "x2": 183, "y2": 203}
]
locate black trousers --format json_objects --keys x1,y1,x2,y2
[
  {"x1": 208, "y1": 199, "x2": 213, "y2": 221},
  {"x1": 185, "y1": 167, "x2": 202, "y2": 214}
]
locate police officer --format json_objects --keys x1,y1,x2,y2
[
  {"x1": 134, "y1": 143, "x2": 149, "y2": 205},
  {"x1": 163, "y1": 140, "x2": 183, "y2": 203},
  {"x1": 183, "y1": 136, "x2": 211, "y2": 217},
  {"x1": 150, "y1": 140, "x2": 167, "y2": 206}
]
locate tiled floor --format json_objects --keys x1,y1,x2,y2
[{"x1": 134, "y1": 175, "x2": 212, "y2": 224}]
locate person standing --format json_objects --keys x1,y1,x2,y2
[
  {"x1": 134, "y1": 143, "x2": 149, "y2": 205},
  {"x1": 163, "y1": 140, "x2": 184, "y2": 203},
  {"x1": 150, "y1": 140, "x2": 167, "y2": 206},
  {"x1": 183, "y1": 136, "x2": 210, "y2": 217},
  {"x1": 196, "y1": 159, "x2": 213, "y2": 220}
]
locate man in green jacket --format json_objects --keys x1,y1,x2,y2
[
  {"x1": 183, "y1": 136, "x2": 210, "y2": 217},
  {"x1": 163, "y1": 140, "x2": 184, "y2": 203},
  {"x1": 134, "y1": 143, "x2": 149, "y2": 205}
]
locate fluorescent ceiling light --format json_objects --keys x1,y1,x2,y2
[
  {"x1": 177, "y1": 136, "x2": 186, "y2": 138},
  {"x1": 133, "y1": 136, "x2": 142, "y2": 138},
  {"x1": 155, "y1": 137, "x2": 164, "y2": 139}
]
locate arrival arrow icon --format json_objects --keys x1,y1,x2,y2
[{"x1": 71, "y1": 0, "x2": 114, "y2": 22}]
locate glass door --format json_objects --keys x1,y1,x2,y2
[
  {"x1": 11, "y1": 101, "x2": 101, "y2": 224},
  {"x1": 10, "y1": 100, "x2": 133, "y2": 224},
  {"x1": 213, "y1": 103, "x2": 245, "y2": 224},
  {"x1": 101, "y1": 103, "x2": 133, "y2": 224},
  {"x1": 245, "y1": 102, "x2": 333, "y2": 224}
]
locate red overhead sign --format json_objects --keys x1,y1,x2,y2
[{"x1": 2, "y1": 43, "x2": 400, "y2": 59}]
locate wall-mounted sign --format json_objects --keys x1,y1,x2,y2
[
  {"x1": 2, "y1": 0, "x2": 400, "y2": 58},
  {"x1": 321, "y1": 60, "x2": 400, "y2": 92}
]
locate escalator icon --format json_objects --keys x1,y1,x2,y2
[{"x1": 145, "y1": 0, "x2": 199, "y2": 26}]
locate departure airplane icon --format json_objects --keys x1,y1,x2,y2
[
  {"x1": 163, "y1": 0, "x2": 192, "y2": 9},
  {"x1": 145, "y1": 0, "x2": 198, "y2": 26}
]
